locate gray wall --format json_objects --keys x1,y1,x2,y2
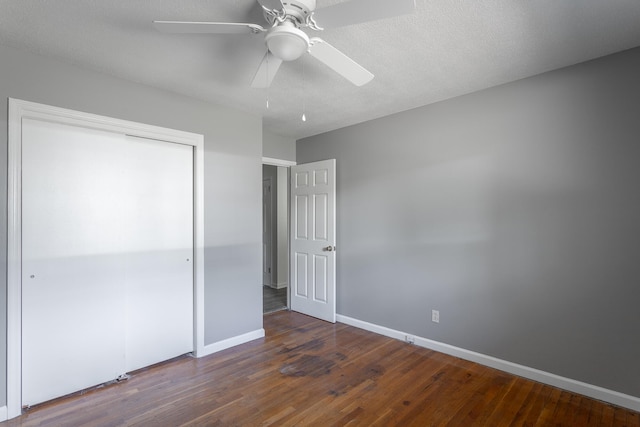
[
  {"x1": 298, "y1": 47, "x2": 640, "y2": 397},
  {"x1": 0, "y1": 43, "x2": 263, "y2": 406},
  {"x1": 263, "y1": 129, "x2": 296, "y2": 161}
]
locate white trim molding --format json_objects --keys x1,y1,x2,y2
[
  {"x1": 274, "y1": 281, "x2": 289, "y2": 290},
  {"x1": 200, "y1": 329, "x2": 266, "y2": 357},
  {"x1": 7, "y1": 98, "x2": 206, "y2": 420},
  {"x1": 336, "y1": 314, "x2": 640, "y2": 412},
  {"x1": 0, "y1": 406, "x2": 8, "y2": 422},
  {"x1": 262, "y1": 156, "x2": 296, "y2": 167}
]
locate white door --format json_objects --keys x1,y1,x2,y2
[
  {"x1": 122, "y1": 136, "x2": 194, "y2": 373},
  {"x1": 263, "y1": 178, "x2": 274, "y2": 286},
  {"x1": 290, "y1": 159, "x2": 336, "y2": 323},
  {"x1": 22, "y1": 119, "x2": 129, "y2": 405},
  {"x1": 21, "y1": 119, "x2": 194, "y2": 406}
]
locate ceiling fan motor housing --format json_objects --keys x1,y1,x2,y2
[
  {"x1": 281, "y1": 0, "x2": 317, "y2": 22},
  {"x1": 263, "y1": 0, "x2": 316, "y2": 25}
]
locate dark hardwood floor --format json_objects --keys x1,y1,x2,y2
[
  {"x1": 4, "y1": 311, "x2": 639, "y2": 426},
  {"x1": 263, "y1": 285, "x2": 287, "y2": 313}
]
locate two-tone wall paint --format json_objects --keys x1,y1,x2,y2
[
  {"x1": 298, "y1": 47, "x2": 640, "y2": 401},
  {"x1": 0, "y1": 43, "x2": 263, "y2": 409}
]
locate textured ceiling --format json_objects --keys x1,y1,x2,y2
[{"x1": 1, "y1": 0, "x2": 640, "y2": 140}]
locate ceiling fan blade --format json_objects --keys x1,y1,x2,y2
[
  {"x1": 308, "y1": 38, "x2": 373, "y2": 86},
  {"x1": 153, "y1": 21, "x2": 265, "y2": 34},
  {"x1": 251, "y1": 51, "x2": 284, "y2": 88},
  {"x1": 257, "y1": 0, "x2": 285, "y2": 12},
  {"x1": 313, "y1": 0, "x2": 416, "y2": 29}
]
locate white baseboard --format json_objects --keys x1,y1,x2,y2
[
  {"x1": 336, "y1": 314, "x2": 640, "y2": 412},
  {"x1": 198, "y1": 328, "x2": 265, "y2": 358},
  {"x1": 0, "y1": 405, "x2": 7, "y2": 421},
  {"x1": 275, "y1": 282, "x2": 288, "y2": 290}
]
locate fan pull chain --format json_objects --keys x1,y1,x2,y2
[
  {"x1": 301, "y1": 56, "x2": 307, "y2": 122},
  {"x1": 266, "y1": 54, "x2": 270, "y2": 109}
]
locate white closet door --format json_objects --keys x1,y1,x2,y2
[
  {"x1": 123, "y1": 136, "x2": 194, "y2": 372},
  {"x1": 22, "y1": 119, "x2": 128, "y2": 405},
  {"x1": 21, "y1": 119, "x2": 194, "y2": 407}
]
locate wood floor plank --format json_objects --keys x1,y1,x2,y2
[{"x1": 2, "y1": 310, "x2": 639, "y2": 426}]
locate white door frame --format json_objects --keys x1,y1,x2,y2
[
  {"x1": 262, "y1": 157, "x2": 296, "y2": 168},
  {"x1": 7, "y1": 99, "x2": 206, "y2": 419},
  {"x1": 263, "y1": 176, "x2": 274, "y2": 286}
]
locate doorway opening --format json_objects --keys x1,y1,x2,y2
[
  {"x1": 261, "y1": 157, "x2": 337, "y2": 323},
  {"x1": 262, "y1": 160, "x2": 292, "y2": 313}
]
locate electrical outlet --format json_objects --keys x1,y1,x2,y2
[
  {"x1": 432, "y1": 310, "x2": 440, "y2": 323},
  {"x1": 405, "y1": 335, "x2": 415, "y2": 344}
]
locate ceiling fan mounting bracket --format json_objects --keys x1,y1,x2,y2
[{"x1": 306, "y1": 14, "x2": 323, "y2": 31}]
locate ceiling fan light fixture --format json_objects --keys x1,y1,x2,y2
[
  {"x1": 265, "y1": 25, "x2": 309, "y2": 61},
  {"x1": 154, "y1": 0, "x2": 417, "y2": 88}
]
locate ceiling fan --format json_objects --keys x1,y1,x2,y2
[{"x1": 154, "y1": 0, "x2": 416, "y2": 88}]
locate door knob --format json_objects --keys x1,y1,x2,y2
[{"x1": 323, "y1": 246, "x2": 336, "y2": 252}]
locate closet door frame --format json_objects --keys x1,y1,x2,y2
[{"x1": 7, "y1": 98, "x2": 206, "y2": 419}]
